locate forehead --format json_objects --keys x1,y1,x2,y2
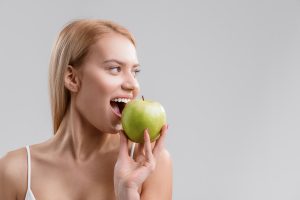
[{"x1": 87, "y1": 33, "x2": 138, "y2": 64}]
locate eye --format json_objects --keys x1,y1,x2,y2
[
  {"x1": 132, "y1": 68, "x2": 141, "y2": 77},
  {"x1": 109, "y1": 66, "x2": 121, "y2": 74}
]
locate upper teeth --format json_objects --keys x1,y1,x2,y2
[{"x1": 112, "y1": 98, "x2": 131, "y2": 103}]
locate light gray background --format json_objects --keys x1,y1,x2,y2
[{"x1": 0, "y1": 0, "x2": 299, "y2": 199}]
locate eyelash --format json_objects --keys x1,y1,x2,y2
[
  {"x1": 109, "y1": 66, "x2": 141, "y2": 77},
  {"x1": 134, "y1": 69, "x2": 141, "y2": 76},
  {"x1": 109, "y1": 66, "x2": 121, "y2": 73}
]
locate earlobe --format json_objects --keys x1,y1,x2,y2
[{"x1": 64, "y1": 65, "x2": 80, "y2": 92}]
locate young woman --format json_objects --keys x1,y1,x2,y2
[{"x1": 0, "y1": 19, "x2": 172, "y2": 200}]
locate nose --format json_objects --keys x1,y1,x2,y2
[{"x1": 121, "y1": 72, "x2": 140, "y2": 92}]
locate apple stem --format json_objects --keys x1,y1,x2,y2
[{"x1": 142, "y1": 95, "x2": 144, "y2": 101}]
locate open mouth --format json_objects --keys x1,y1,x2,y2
[{"x1": 110, "y1": 98, "x2": 130, "y2": 118}]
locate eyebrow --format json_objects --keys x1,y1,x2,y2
[{"x1": 103, "y1": 59, "x2": 140, "y2": 68}]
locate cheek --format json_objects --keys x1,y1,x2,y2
[
  {"x1": 80, "y1": 72, "x2": 120, "y2": 101},
  {"x1": 96, "y1": 75, "x2": 121, "y2": 95},
  {"x1": 75, "y1": 73, "x2": 121, "y2": 127}
]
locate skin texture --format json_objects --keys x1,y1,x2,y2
[{"x1": 0, "y1": 33, "x2": 172, "y2": 200}]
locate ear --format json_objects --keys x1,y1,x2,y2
[{"x1": 64, "y1": 65, "x2": 81, "y2": 93}]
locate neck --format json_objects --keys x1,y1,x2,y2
[{"x1": 51, "y1": 103, "x2": 119, "y2": 162}]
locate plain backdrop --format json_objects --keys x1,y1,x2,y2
[{"x1": 0, "y1": 0, "x2": 300, "y2": 199}]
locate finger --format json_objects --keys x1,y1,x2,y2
[
  {"x1": 137, "y1": 142, "x2": 144, "y2": 155},
  {"x1": 118, "y1": 131, "x2": 129, "y2": 159},
  {"x1": 153, "y1": 124, "x2": 168, "y2": 157},
  {"x1": 144, "y1": 129, "x2": 154, "y2": 161},
  {"x1": 135, "y1": 143, "x2": 145, "y2": 163}
]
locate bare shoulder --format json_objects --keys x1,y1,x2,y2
[
  {"x1": 141, "y1": 147, "x2": 173, "y2": 200},
  {"x1": 0, "y1": 147, "x2": 27, "y2": 180},
  {"x1": 0, "y1": 148, "x2": 27, "y2": 199},
  {"x1": 157, "y1": 147, "x2": 172, "y2": 165}
]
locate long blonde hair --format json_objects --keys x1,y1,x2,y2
[{"x1": 48, "y1": 19, "x2": 136, "y2": 134}]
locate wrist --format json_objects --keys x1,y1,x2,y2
[{"x1": 116, "y1": 187, "x2": 140, "y2": 200}]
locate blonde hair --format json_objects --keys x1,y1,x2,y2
[{"x1": 48, "y1": 19, "x2": 136, "y2": 134}]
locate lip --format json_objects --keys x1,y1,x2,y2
[{"x1": 110, "y1": 95, "x2": 134, "y2": 119}]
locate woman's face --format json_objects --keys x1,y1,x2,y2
[{"x1": 74, "y1": 33, "x2": 140, "y2": 134}]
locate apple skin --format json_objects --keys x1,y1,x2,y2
[{"x1": 121, "y1": 99, "x2": 167, "y2": 143}]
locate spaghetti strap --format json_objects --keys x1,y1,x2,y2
[
  {"x1": 25, "y1": 145, "x2": 32, "y2": 190},
  {"x1": 25, "y1": 145, "x2": 36, "y2": 200},
  {"x1": 130, "y1": 143, "x2": 136, "y2": 158}
]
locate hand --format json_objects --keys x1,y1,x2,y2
[{"x1": 114, "y1": 124, "x2": 168, "y2": 200}]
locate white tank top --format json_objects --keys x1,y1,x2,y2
[{"x1": 25, "y1": 145, "x2": 37, "y2": 200}]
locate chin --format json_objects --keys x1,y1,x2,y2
[
  {"x1": 104, "y1": 123, "x2": 122, "y2": 134},
  {"x1": 114, "y1": 123, "x2": 123, "y2": 133}
]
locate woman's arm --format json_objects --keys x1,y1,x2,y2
[
  {"x1": 0, "y1": 152, "x2": 20, "y2": 200},
  {"x1": 140, "y1": 148, "x2": 172, "y2": 200},
  {"x1": 115, "y1": 148, "x2": 173, "y2": 200},
  {"x1": 114, "y1": 124, "x2": 172, "y2": 200}
]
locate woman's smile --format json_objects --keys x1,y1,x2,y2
[{"x1": 110, "y1": 97, "x2": 132, "y2": 118}]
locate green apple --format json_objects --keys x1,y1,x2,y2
[{"x1": 121, "y1": 98, "x2": 167, "y2": 143}]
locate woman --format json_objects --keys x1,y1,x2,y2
[{"x1": 0, "y1": 19, "x2": 172, "y2": 200}]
